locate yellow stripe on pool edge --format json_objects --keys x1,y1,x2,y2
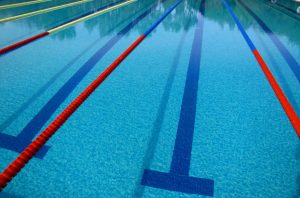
[
  {"x1": 48, "y1": 0, "x2": 136, "y2": 34},
  {"x1": 0, "y1": 0, "x2": 91, "y2": 23},
  {"x1": 0, "y1": 0, "x2": 51, "y2": 10}
]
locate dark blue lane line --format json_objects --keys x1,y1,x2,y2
[
  {"x1": 0, "y1": 39, "x2": 99, "y2": 132},
  {"x1": 134, "y1": 29, "x2": 188, "y2": 198},
  {"x1": 238, "y1": 0, "x2": 300, "y2": 84},
  {"x1": 142, "y1": 0, "x2": 214, "y2": 196},
  {"x1": 0, "y1": 0, "x2": 166, "y2": 158},
  {"x1": 170, "y1": 2, "x2": 204, "y2": 175}
]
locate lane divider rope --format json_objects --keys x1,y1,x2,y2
[
  {"x1": 0, "y1": 0, "x2": 182, "y2": 191},
  {"x1": 0, "y1": 0, "x2": 134, "y2": 55},
  {"x1": 0, "y1": 0, "x2": 91, "y2": 23},
  {"x1": 0, "y1": 0, "x2": 51, "y2": 9},
  {"x1": 222, "y1": 0, "x2": 300, "y2": 137},
  {"x1": 237, "y1": 0, "x2": 300, "y2": 84}
]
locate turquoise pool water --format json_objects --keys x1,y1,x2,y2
[{"x1": 0, "y1": 0, "x2": 299, "y2": 197}]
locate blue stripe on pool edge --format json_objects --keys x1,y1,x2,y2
[
  {"x1": 238, "y1": 0, "x2": 300, "y2": 84},
  {"x1": 0, "y1": 0, "x2": 166, "y2": 158},
  {"x1": 142, "y1": 0, "x2": 214, "y2": 196}
]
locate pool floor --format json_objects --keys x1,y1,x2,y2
[{"x1": 0, "y1": 0, "x2": 299, "y2": 197}]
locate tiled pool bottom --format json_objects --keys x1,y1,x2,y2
[{"x1": 0, "y1": 0, "x2": 299, "y2": 197}]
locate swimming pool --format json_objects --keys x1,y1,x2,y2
[{"x1": 0, "y1": 0, "x2": 299, "y2": 197}]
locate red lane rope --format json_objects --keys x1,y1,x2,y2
[
  {"x1": 0, "y1": 32, "x2": 49, "y2": 54},
  {"x1": 252, "y1": 50, "x2": 300, "y2": 135},
  {"x1": 0, "y1": 34, "x2": 145, "y2": 191}
]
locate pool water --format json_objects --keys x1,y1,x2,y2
[{"x1": 0, "y1": 0, "x2": 299, "y2": 197}]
